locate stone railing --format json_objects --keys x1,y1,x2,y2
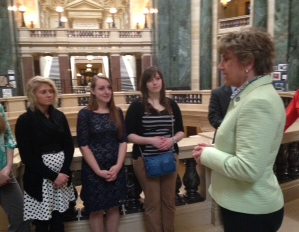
[
  {"x1": 10, "y1": 119, "x2": 299, "y2": 231},
  {"x1": 2, "y1": 90, "x2": 213, "y2": 137},
  {"x1": 218, "y1": 15, "x2": 251, "y2": 35},
  {"x1": 70, "y1": 134, "x2": 214, "y2": 214},
  {"x1": 17, "y1": 28, "x2": 152, "y2": 54},
  {"x1": 4, "y1": 90, "x2": 299, "y2": 231},
  {"x1": 1, "y1": 90, "x2": 296, "y2": 137},
  {"x1": 3, "y1": 90, "x2": 296, "y2": 184}
]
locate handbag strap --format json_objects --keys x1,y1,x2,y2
[
  {"x1": 139, "y1": 113, "x2": 174, "y2": 157},
  {"x1": 139, "y1": 145, "x2": 144, "y2": 158}
]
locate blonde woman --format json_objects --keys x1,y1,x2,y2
[{"x1": 15, "y1": 76, "x2": 75, "y2": 232}]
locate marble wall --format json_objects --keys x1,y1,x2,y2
[
  {"x1": 287, "y1": 0, "x2": 299, "y2": 91},
  {"x1": 273, "y1": 0, "x2": 289, "y2": 65},
  {"x1": 0, "y1": 1, "x2": 13, "y2": 75},
  {"x1": 271, "y1": 0, "x2": 299, "y2": 91},
  {"x1": 154, "y1": 0, "x2": 191, "y2": 90},
  {"x1": 199, "y1": 0, "x2": 213, "y2": 90},
  {"x1": 0, "y1": 1, "x2": 23, "y2": 95},
  {"x1": 252, "y1": 0, "x2": 267, "y2": 29}
]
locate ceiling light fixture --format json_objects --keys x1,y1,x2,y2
[
  {"x1": 220, "y1": 0, "x2": 231, "y2": 8},
  {"x1": 86, "y1": 54, "x2": 94, "y2": 61}
]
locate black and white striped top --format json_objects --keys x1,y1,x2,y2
[
  {"x1": 142, "y1": 113, "x2": 174, "y2": 155},
  {"x1": 125, "y1": 98, "x2": 185, "y2": 159}
]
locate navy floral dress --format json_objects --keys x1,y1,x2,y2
[{"x1": 77, "y1": 108, "x2": 127, "y2": 213}]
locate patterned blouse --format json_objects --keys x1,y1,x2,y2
[{"x1": 0, "y1": 104, "x2": 17, "y2": 170}]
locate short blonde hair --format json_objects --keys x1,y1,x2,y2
[
  {"x1": 26, "y1": 76, "x2": 58, "y2": 110},
  {"x1": 218, "y1": 27, "x2": 275, "y2": 75}
]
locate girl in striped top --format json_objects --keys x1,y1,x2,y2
[{"x1": 125, "y1": 66, "x2": 184, "y2": 232}]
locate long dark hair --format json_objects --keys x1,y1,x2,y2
[
  {"x1": 87, "y1": 75, "x2": 124, "y2": 140},
  {"x1": 139, "y1": 66, "x2": 172, "y2": 114}
]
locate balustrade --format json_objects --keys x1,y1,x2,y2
[
  {"x1": 3, "y1": 90, "x2": 299, "y2": 226},
  {"x1": 119, "y1": 31, "x2": 142, "y2": 38},
  {"x1": 218, "y1": 15, "x2": 250, "y2": 29},
  {"x1": 17, "y1": 28, "x2": 152, "y2": 55},
  {"x1": 66, "y1": 30, "x2": 110, "y2": 38},
  {"x1": 30, "y1": 30, "x2": 56, "y2": 37}
]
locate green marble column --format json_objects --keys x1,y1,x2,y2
[
  {"x1": 252, "y1": 0, "x2": 268, "y2": 29},
  {"x1": 0, "y1": 0, "x2": 23, "y2": 95},
  {"x1": 274, "y1": 0, "x2": 290, "y2": 64},
  {"x1": 0, "y1": 1, "x2": 13, "y2": 75},
  {"x1": 199, "y1": 0, "x2": 212, "y2": 90},
  {"x1": 287, "y1": 0, "x2": 299, "y2": 90},
  {"x1": 154, "y1": 0, "x2": 191, "y2": 89}
]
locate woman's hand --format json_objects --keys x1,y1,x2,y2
[
  {"x1": 0, "y1": 171, "x2": 11, "y2": 186},
  {"x1": 158, "y1": 137, "x2": 173, "y2": 151},
  {"x1": 192, "y1": 143, "x2": 214, "y2": 164},
  {"x1": 107, "y1": 165, "x2": 120, "y2": 182},
  {"x1": 1, "y1": 165, "x2": 11, "y2": 178},
  {"x1": 151, "y1": 136, "x2": 165, "y2": 149},
  {"x1": 192, "y1": 145, "x2": 204, "y2": 163},
  {"x1": 97, "y1": 170, "x2": 114, "y2": 182},
  {"x1": 54, "y1": 173, "x2": 69, "y2": 187}
]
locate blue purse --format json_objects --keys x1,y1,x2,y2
[
  {"x1": 140, "y1": 115, "x2": 176, "y2": 178},
  {"x1": 142, "y1": 150, "x2": 176, "y2": 178}
]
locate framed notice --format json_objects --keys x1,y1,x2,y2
[
  {"x1": 2, "y1": 88, "x2": 12, "y2": 97},
  {"x1": 277, "y1": 64, "x2": 288, "y2": 72},
  {"x1": 281, "y1": 74, "x2": 288, "y2": 81},
  {"x1": 0, "y1": 76, "x2": 8, "y2": 86},
  {"x1": 271, "y1": 72, "x2": 281, "y2": 81},
  {"x1": 9, "y1": 76, "x2": 15, "y2": 81},
  {"x1": 273, "y1": 81, "x2": 287, "y2": 92}
]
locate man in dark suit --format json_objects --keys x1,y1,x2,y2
[{"x1": 208, "y1": 85, "x2": 234, "y2": 142}]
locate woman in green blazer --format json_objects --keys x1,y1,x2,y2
[{"x1": 193, "y1": 28, "x2": 285, "y2": 232}]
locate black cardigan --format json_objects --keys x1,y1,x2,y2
[
  {"x1": 15, "y1": 107, "x2": 74, "y2": 202},
  {"x1": 125, "y1": 98, "x2": 184, "y2": 159}
]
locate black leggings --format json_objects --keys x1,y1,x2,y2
[
  {"x1": 34, "y1": 211, "x2": 64, "y2": 232},
  {"x1": 220, "y1": 206, "x2": 284, "y2": 232}
]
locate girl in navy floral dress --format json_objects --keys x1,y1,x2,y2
[{"x1": 77, "y1": 76, "x2": 127, "y2": 232}]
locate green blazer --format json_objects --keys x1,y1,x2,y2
[{"x1": 201, "y1": 75, "x2": 285, "y2": 214}]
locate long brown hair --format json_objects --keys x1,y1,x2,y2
[
  {"x1": 87, "y1": 75, "x2": 124, "y2": 139},
  {"x1": 139, "y1": 66, "x2": 172, "y2": 114}
]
